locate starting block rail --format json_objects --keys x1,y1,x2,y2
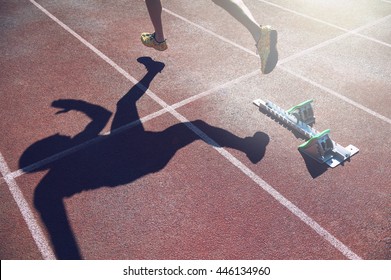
[{"x1": 253, "y1": 98, "x2": 359, "y2": 168}]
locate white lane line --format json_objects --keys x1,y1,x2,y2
[
  {"x1": 256, "y1": 0, "x2": 351, "y2": 32},
  {"x1": 29, "y1": 0, "x2": 362, "y2": 259},
  {"x1": 177, "y1": 118, "x2": 362, "y2": 260},
  {"x1": 279, "y1": 65, "x2": 391, "y2": 125},
  {"x1": 170, "y1": 69, "x2": 260, "y2": 109},
  {"x1": 278, "y1": 14, "x2": 391, "y2": 65},
  {"x1": 12, "y1": 107, "x2": 168, "y2": 178},
  {"x1": 257, "y1": 0, "x2": 391, "y2": 48},
  {"x1": 162, "y1": 7, "x2": 257, "y2": 56},
  {"x1": 0, "y1": 152, "x2": 56, "y2": 260},
  {"x1": 10, "y1": 68, "x2": 260, "y2": 179},
  {"x1": 163, "y1": 5, "x2": 391, "y2": 124},
  {"x1": 356, "y1": 32, "x2": 391, "y2": 49}
]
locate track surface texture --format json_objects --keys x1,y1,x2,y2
[{"x1": 1, "y1": 0, "x2": 390, "y2": 260}]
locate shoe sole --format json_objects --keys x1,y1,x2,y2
[
  {"x1": 141, "y1": 40, "x2": 167, "y2": 51},
  {"x1": 262, "y1": 29, "x2": 278, "y2": 74}
]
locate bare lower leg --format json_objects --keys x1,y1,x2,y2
[
  {"x1": 145, "y1": 0, "x2": 165, "y2": 42},
  {"x1": 212, "y1": 0, "x2": 261, "y2": 42}
]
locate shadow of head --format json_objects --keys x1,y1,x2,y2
[
  {"x1": 19, "y1": 134, "x2": 72, "y2": 172},
  {"x1": 245, "y1": 131, "x2": 270, "y2": 163}
]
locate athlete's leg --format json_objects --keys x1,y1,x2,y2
[
  {"x1": 145, "y1": 0, "x2": 165, "y2": 42},
  {"x1": 211, "y1": 0, "x2": 261, "y2": 42},
  {"x1": 212, "y1": 0, "x2": 278, "y2": 74}
]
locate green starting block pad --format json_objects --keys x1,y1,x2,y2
[{"x1": 253, "y1": 99, "x2": 359, "y2": 168}]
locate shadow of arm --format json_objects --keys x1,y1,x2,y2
[{"x1": 52, "y1": 99, "x2": 112, "y2": 143}]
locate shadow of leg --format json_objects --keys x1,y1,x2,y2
[
  {"x1": 34, "y1": 185, "x2": 82, "y2": 259},
  {"x1": 111, "y1": 57, "x2": 165, "y2": 132}
]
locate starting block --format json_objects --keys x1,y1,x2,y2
[{"x1": 253, "y1": 99, "x2": 359, "y2": 168}]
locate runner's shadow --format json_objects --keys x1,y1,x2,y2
[{"x1": 19, "y1": 57, "x2": 270, "y2": 259}]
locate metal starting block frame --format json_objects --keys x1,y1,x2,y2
[{"x1": 253, "y1": 99, "x2": 359, "y2": 168}]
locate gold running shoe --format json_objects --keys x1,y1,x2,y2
[
  {"x1": 140, "y1": 32, "x2": 167, "y2": 51},
  {"x1": 256, "y1": 25, "x2": 278, "y2": 74}
]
